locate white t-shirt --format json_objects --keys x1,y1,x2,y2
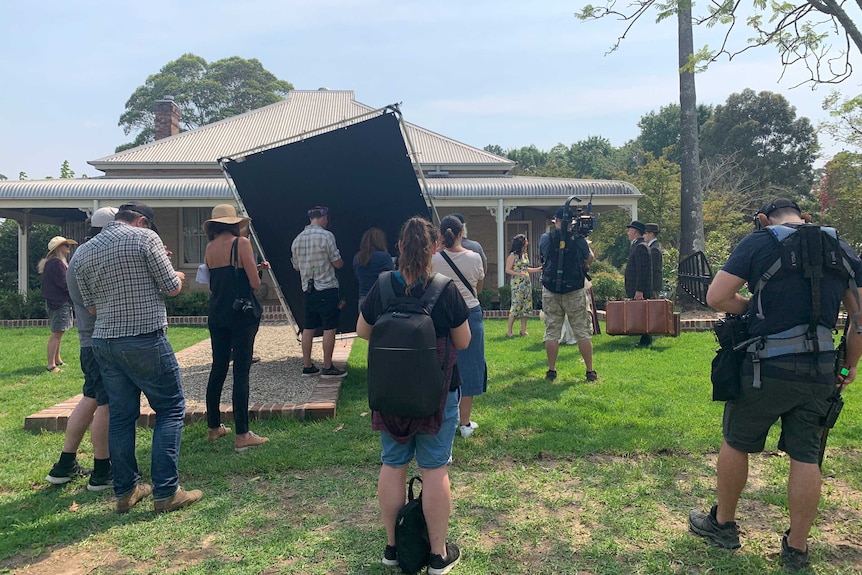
[{"x1": 432, "y1": 249, "x2": 485, "y2": 309}]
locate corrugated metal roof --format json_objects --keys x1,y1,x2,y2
[
  {"x1": 425, "y1": 176, "x2": 641, "y2": 198},
  {"x1": 0, "y1": 175, "x2": 640, "y2": 206},
  {"x1": 91, "y1": 91, "x2": 514, "y2": 170}
]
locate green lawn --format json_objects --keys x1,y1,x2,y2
[{"x1": 0, "y1": 322, "x2": 860, "y2": 574}]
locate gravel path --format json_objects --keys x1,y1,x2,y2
[{"x1": 174, "y1": 323, "x2": 323, "y2": 408}]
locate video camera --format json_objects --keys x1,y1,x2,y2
[{"x1": 557, "y1": 194, "x2": 596, "y2": 237}]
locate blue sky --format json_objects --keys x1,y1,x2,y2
[{"x1": 1, "y1": 0, "x2": 857, "y2": 180}]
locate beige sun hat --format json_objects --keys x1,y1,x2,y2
[
  {"x1": 47, "y1": 236, "x2": 78, "y2": 253},
  {"x1": 204, "y1": 204, "x2": 250, "y2": 229}
]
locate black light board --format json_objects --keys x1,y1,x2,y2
[{"x1": 223, "y1": 112, "x2": 431, "y2": 333}]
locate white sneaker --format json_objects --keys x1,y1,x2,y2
[{"x1": 458, "y1": 424, "x2": 475, "y2": 438}]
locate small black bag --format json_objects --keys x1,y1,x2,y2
[
  {"x1": 395, "y1": 476, "x2": 431, "y2": 574},
  {"x1": 710, "y1": 314, "x2": 749, "y2": 401}
]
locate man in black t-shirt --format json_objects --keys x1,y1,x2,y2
[
  {"x1": 689, "y1": 198, "x2": 862, "y2": 571},
  {"x1": 539, "y1": 207, "x2": 597, "y2": 382}
]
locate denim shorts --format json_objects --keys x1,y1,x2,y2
[
  {"x1": 47, "y1": 302, "x2": 73, "y2": 333},
  {"x1": 380, "y1": 388, "x2": 460, "y2": 470},
  {"x1": 80, "y1": 346, "x2": 108, "y2": 405},
  {"x1": 723, "y1": 356, "x2": 835, "y2": 464}
]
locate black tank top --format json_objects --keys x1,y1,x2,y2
[{"x1": 207, "y1": 265, "x2": 259, "y2": 328}]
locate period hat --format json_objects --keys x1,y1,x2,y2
[{"x1": 627, "y1": 220, "x2": 646, "y2": 234}]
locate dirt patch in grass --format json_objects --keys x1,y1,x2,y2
[{"x1": 3, "y1": 455, "x2": 861, "y2": 574}]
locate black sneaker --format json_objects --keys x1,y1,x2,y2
[
  {"x1": 688, "y1": 505, "x2": 741, "y2": 549},
  {"x1": 301, "y1": 364, "x2": 320, "y2": 377},
  {"x1": 381, "y1": 544, "x2": 398, "y2": 567},
  {"x1": 320, "y1": 366, "x2": 347, "y2": 379},
  {"x1": 46, "y1": 459, "x2": 92, "y2": 485},
  {"x1": 586, "y1": 370, "x2": 598, "y2": 382},
  {"x1": 781, "y1": 530, "x2": 809, "y2": 572},
  {"x1": 428, "y1": 542, "x2": 460, "y2": 575},
  {"x1": 87, "y1": 469, "x2": 114, "y2": 492},
  {"x1": 545, "y1": 369, "x2": 557, "y2": 381}
]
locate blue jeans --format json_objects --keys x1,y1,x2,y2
[{"x1": 93, "y1": 332, "x2": 186, "y2": 500}]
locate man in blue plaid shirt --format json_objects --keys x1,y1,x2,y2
[
  {"x1": 76, "y1": 201, "x2": 203, "y2": 514},
  {"x1": 291, "y1": 206, "x2": 347, "y2": 380}
]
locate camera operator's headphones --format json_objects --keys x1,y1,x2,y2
[{"x1": 754, "y1": 198, "x2": 811, "y2": 229}]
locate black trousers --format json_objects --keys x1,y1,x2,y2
[{"x1": 206, "y1": 319, "x2": 260, "y2": 435}]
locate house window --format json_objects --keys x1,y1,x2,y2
[{"x1": 182, "y1": 207, "x2": 208, "y2": 264}]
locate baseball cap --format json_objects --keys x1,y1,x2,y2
[
  {"x1": 119, "y1": 201, "x2": 159, "y2": 234},
  {"x1": 90, "y1": 206, "x2": 118, "y2": 228},
  {"x1": 757, "y1": 198, "x2": 801, "y2": 217},
  {"x1": 308, "y1": 206, "x2": 329, "y2": 219}
]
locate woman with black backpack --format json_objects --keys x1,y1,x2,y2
[{"x1": 357, "y1": 216, "x2": 470, "y2": 574}]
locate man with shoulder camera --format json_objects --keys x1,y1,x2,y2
[
  {"x1": 689, "y1": 198, "x2": 862, "y2": 572},
  {"x1": 539, "y1": 206, "x2": 597, "y2": 382},
  {"x1": 291, "y1": 205, "x2": 347, "y2": 380}
]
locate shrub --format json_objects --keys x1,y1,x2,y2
[
  {"x1": 477, "y1": 288, "x2": 496, "y2": 310},
  {"x1": 0, "y1": 289, "x2": 46, "y2": 319},
  {"x1": 498, "y1": 285, "x2": 512, "y2": 310},
  {"x1": 590, "y1": 271, "x2": 626, "y2": 307},
  {"x1": 164, "y1": 290, "x2": 210, "y2": 316},
  {"x1": 588, "y1": 258, "x2": 618, "y2": 275}
]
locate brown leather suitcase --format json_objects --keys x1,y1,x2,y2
[{"x1": 605, "y1": 299, "x2": 676, "y2": 336}]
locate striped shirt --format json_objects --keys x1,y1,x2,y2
[
  {"x1": 291, "y1": 224, "x2": 342, "y2": 292},
  {"x1": 75, "y1": 221, "x2": 181, "y2": 339}
]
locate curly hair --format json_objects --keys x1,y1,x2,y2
[
  {"x1": 509, "y1": 233, "x2": 527, "y2": 256},
  {"x1": 397, "y1": 217, "x2": 438, "y2": 294}
]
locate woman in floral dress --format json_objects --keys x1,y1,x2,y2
[{"x1": 505, "y1": 234, "x2": 542, "y2": 337}]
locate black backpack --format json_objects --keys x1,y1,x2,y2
[
  {"x1": 367, "y1": 272, "x2": 450, "y2": 418},
  {"x1": 395, "y1": 476, "x2": 430, "y2": 574}
]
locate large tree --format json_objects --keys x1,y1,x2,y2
[
  {"x1": 578, "y1": 0, "x2": 862, "y2": 85},
  {"x1": 636, "y1": 103, "x2": 712, "y2": 162},
  {"x1": 117, "y1": 53, "x2": 293, "y2": 151},
  {"x1": 699, "y1": 89, "x2": 818, "y2": 201}
]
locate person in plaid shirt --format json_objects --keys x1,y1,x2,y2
[
  {"x1": 291, "y1": 206, "x2": 347, "y2": 380},
  {"x1": 75, "y1": 201, "x2": 203, "y2": 514}
]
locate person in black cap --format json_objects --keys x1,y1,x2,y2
[
  {"x1": 644, "y1": 223, "x2": 662, "y2": 299},
  {"x1": 689, "y1": 198, "x2": 862, "y2": 571},
  {"x1": 75, "y1": 201, "x2": 203, "y2": 514},
  {"x1": 539, "y1": 207, "x2": 598, "y2": 382},
  {"x1": 625, "y1": 220, "x2": 653, "y2": 346}
]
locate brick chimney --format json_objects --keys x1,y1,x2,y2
[{"x1": 153, "y1": 96, "x2": 181, "y2": 140}]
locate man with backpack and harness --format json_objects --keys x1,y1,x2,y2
[{"x1": 689, "y1": 198, "x2": 862, "y2": 571}]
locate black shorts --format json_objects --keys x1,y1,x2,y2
[
  {"x1": 303, "y1": 288, "x2": 340, "y2": 331},
  {"x1": 80, "y1": 346, "x2": 109, "y2": 406}
]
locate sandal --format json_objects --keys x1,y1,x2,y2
[
  {"x1": 46, "y1": 366, "x2": 62, "y2": 373},
  {"x1": 207, "y1": 424, "x2": 231, "y2": 441}
]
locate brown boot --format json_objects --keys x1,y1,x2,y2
[
  {"x1": 153, "y1": 486, "x2": 204, "y2": 514},
  {"x1": 115, "y1": 483, "x2": 153, "y2": 514},
  {"x1": 235, "y1": 431, "x2": 269, "y2": 453}
]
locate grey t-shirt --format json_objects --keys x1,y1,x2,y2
[
  {"x1": 461, "y1": 238, "x2": 487, "y2": 266},
  {"x1": 66, "y1": 248, "x2": 96, "y2": 348}
]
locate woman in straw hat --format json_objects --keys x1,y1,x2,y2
[
  {"x1": 37, "y1": 236, "x2": 78, "y2": 373},
  {"x1": 39, "y1": 236, "x2": 78, "y2": 372},
  {"x1": 203, "y1": 204, "x2": 269, "y2": 452}
]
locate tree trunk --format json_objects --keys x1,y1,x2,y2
[{"x1": 677, "y1": 0, "x2": 706, "y2": 307}]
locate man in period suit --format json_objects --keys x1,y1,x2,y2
[
  {"x1": 625, "y1": 220, "x2": 653, "y2": 346},
  {"x1": 644, "y1": 223, "x2": 662, "y2": 299}
]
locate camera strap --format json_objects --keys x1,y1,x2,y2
[{"x1": 230, "y1": 238, "x2": 246, "y2": 300}]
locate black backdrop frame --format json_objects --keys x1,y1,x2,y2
[{"x1": 219, "y1": 106, "x2": 436, "y2": 334}]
